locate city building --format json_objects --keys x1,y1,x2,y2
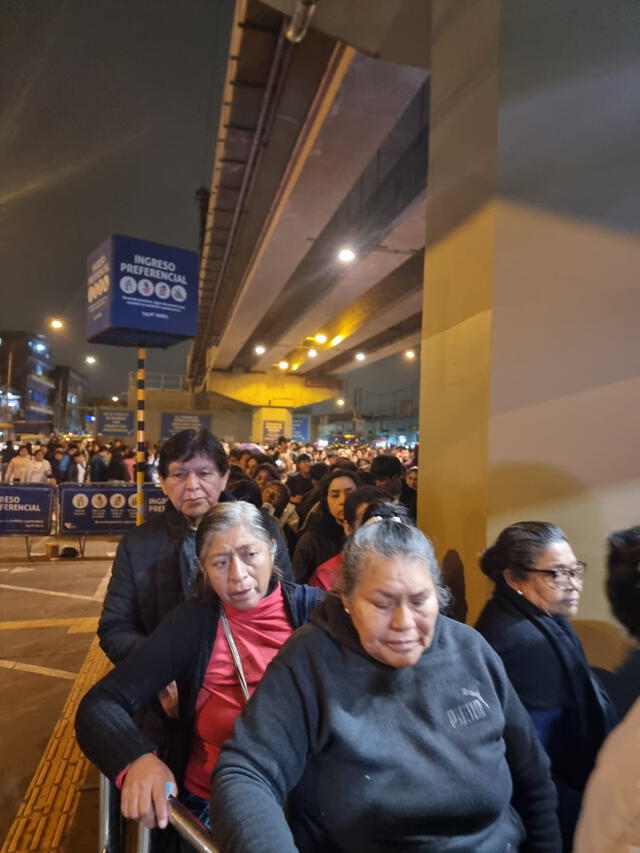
[
  {"x1": 53, "y1": 366, "x2": 88, "y2": 434},
  {"x1": 0, "y1": 331, "x2": 55, "y2": 434}
]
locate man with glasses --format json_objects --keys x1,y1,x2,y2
[{"x1": 98, "y1": 429, "x2": 293, "y2": 675}]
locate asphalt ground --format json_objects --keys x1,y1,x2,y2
[{"x1": 0, "y1": 536, "x2": 119, "y2": 851}]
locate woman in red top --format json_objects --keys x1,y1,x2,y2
[{"x1": 76, "y1": 502, "x2": 323, "y2": 834}]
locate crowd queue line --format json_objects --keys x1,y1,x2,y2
[{"x1": 62, "y1": 428, "x2": 639, "y2": 852}]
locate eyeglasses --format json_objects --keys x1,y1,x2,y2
[{"x1": 524, "y1": 561, "x2": 587, "y2": 588}]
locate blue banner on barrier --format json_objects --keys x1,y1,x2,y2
[
  {"x1": 97, "y1": 408, "x2": 135, "y2": 436},
  {"x1": 87, "y1": 234, "x2": 199, "y2": 348},
  {"x1": 0, "y1": 484, "x2": 54, "y2": 535},
  {"x1": 160, "y1": 412, "x2": 212, "y2": 441},
  {"x1": 291, "y1": 414, "x2": 310, "y2": 443},
  {"x1": 59, "y1": 484, "x2": 166, "y2": 535}
]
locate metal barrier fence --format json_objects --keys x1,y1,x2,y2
[
  {"x1": 0, "y1": 482, "x2": 166, "y2": 557},
  {"x1": 99, "y1": 775, "x2": 219, "y2": 853}
]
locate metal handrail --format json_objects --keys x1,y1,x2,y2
[
  {"x1": 99, "y1": 774, "x2": 219, "y2": 853},
  {"x1": 99, "y1": 773, "x2": 121, "y2": 853},
  {"x1": 167, "y1": 797, "x2": 219, "y2": 853}
]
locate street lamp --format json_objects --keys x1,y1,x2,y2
[{"x1": 337, "y1": 247, "x2": 356, "y2": 263}]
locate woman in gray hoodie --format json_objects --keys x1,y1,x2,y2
[{"x1": 211, "y1": 507, "x2": 561, "y2": 852}]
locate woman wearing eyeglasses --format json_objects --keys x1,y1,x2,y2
[{"x1": 475, "y1": 521, "x2": 617, "y2": 851}]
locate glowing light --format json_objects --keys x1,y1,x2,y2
[
  {"x1": 278, "y1": 361, "x2": 289, "y2": 370},
  {"x1": 314, "y1": 333, "x2": 327, "y2": 345},
  {"x1": 355, "y1": 352, "x2": 366, "y2": 361},
  {"x1": 329, "y1": 335, "x2": 343, "y2": 347},
  {"x1": 254, "y1": 345, "x2": 266, "y2": 355},
  {"x1": 308, "y1": 348, "x2": 318, "y2": 358},
  {"x1": 50, "y1": 319, "x2": 64, "y2": 330},
  {"x1": 85, "y1": 355, "x2": 96, "y2": 365},
  {"x1": 291, "y1": 363, "x2": 299, "y2": 371},
  {"x1": 111, "y1": 396, "x2": 119, "y2": 402},
  {"x1": 405, "y1": 349, "x2": 416, "y2": 360},
  {"x1": 337, "y1": 247, "x2": 356, "y2": 263},
  {"x1": 336, "y1": 398, "x2": 345, "y2": 406}
]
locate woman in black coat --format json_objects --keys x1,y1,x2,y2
[
  {"x1": 475, "y1": 521, "x2": 616, "y2": 851},
  {"x1": 292, "y1": 468, "x2": 360, "y2": 583},
  {"x1": 76, "y1": 502, "x2": 323, "y2": 840}
]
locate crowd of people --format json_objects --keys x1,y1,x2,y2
[
  {"x1": 1, "y1": 436, "x2": 161, "y2": 484},
  {"x1": 24, "y1": 423, "x2": 633, "y2": 852}
]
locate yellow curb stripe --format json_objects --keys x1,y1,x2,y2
[{"x1": 0, "y1": 636, "x2": 112, "y2": 853}]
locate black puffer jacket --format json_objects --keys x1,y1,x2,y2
[
  {"x1": 98, "y1": 495, "x2": 293, "y2": 664},
  {"x1": 78, "y1": 581, "x2": 323, "y2": 789}
]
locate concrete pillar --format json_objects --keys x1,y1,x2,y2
[{"x1": 420, "y1": 0, "x2": 640, "y2": 625}]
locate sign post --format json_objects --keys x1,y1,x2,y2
[{"x1": 136, "y1": 348, "x2": 145, "y2": 526}]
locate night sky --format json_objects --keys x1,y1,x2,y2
[{"x1": 1, "y1": 0, "x2": 234, "y2": 398}]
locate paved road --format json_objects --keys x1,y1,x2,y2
[{"x1": 0, "y1": 542, "x2": 116, "y2": 849}]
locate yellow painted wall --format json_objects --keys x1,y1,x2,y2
[{"x1": 489, "y1": 202, "x2": 640, "y2": 625}]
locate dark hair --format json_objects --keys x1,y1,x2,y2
[
  {"x1": 158, "y1": 429, "x2": 229, "y2": 479},
  {"x1": 228, "y1": 479, "x2": 261, "y2": 508},
  {"x1": 253, "y1": 463, "x2": 281, "y2": 483},
  {"x1": 479, "y1": 521, "x2": 566, "y2": 583},
  {"x1": 295, "y1": 453, "x2": 311, "y2": 466},
  {"x1": 370, "y1": 454, "x2": 403, "y2": 479},
  {"x1": 228, "y1": 447, "x2": 244, "y2": 462},
  {"x1": 344, "y1": 486, "x2": 392, "y2": 529},
  {"x1": 338, "y1": 503, "x2": 450, "y2": 609},
  {"x1": 262, "y1": 480, "x2": 291, "y2": 517},
  {"x1": 250, "y1": 452, "x2": 272, "y2": 467},
  {"x1": 310, "y1": 462, "x2": 329, "y2": 482},
  {"x1": 330, "y1": 458, "x2": 358, "y2": 473},
  {"x1": 320, "y1": 468, "x2": 361, "y2": 506},
  {"x1": 606, "y1": 526, "x2": 640, "y2": 640}
]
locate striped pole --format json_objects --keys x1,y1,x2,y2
[{"x1": 136, "y1": 347, "x2": 146, "y2": 526}]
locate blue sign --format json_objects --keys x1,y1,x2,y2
[
  {"x1": 0, "y1": 485, "x2": 54, "y2": 534},
  {"x1": 59, "y1": 484, "x2": 165, "y2": 535},
  {"x1": 97, "y1": 408, "x2": 135, "y2": 436},
  {"x1": 262, "y1": 420, "x2": 285, "y2": 444},
  {"x1": 160, "y1": 412, "x2": 212, "y2": 441},
  {"x1": 291, "y1": 414, "x2": 310, "y2": 443},
  {"x1": 87, "y1": 234, "x2": 199, "y2": 347}
]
